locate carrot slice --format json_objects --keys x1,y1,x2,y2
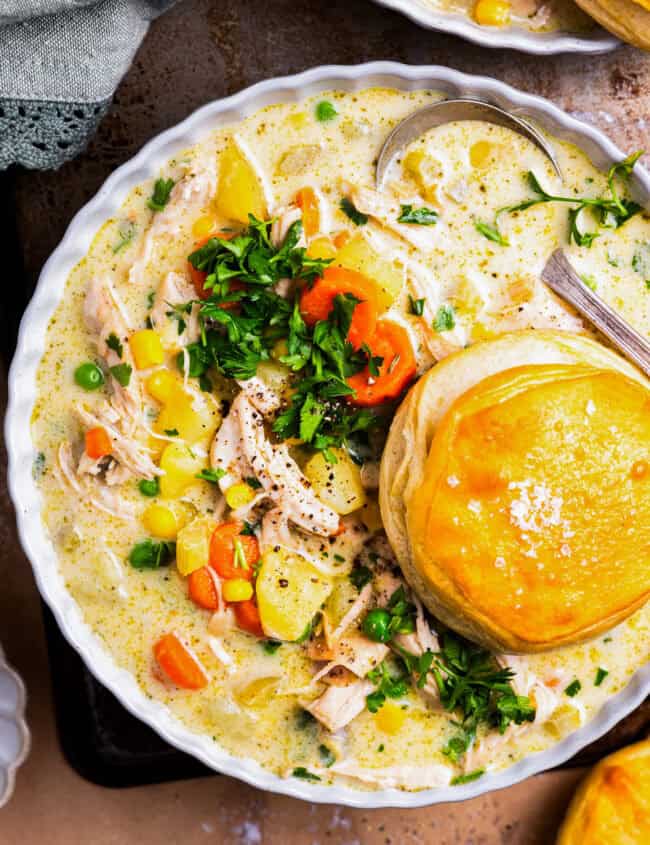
[
  {"x1": 346, "y1": 319, "x2": 416, "y2": 406},
  {"x1": 333, "y1": 230, "x2": 350, "y2": 249},
  {"x1": 85, "y1": 426, "x2": 112, "y2": 459},
  {"x1": 154, "y1": 632, "x2": 208, "y2": 690},
  {"x1": 209, "y1": 521, "x2": 259, "y2": 581},
  {"x1": 299, "y1": 266, "x2": 380, "y2": 349},
  {"x1": 188, "y1": 231, "x2": 238, "y2": 301},
  {"x1": 234, "y1": 598, "x2": 264, "y2": 638},
  {"x1": 295, "y1": 187, "x2": 320, "y2": 238},
  {"x1": 188, "y1": 567, "x2": 221, "y2": 610}
]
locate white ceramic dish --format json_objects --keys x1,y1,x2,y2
[
  {"x1": 6, "y1": 63, "x2": 650, "y2": 808},
  {"x1": 372, "y1": 0, "x2": 620, "y2": 54},
  {"x1": 0, "y1": 645, "x2": 29, "y2": 808}
]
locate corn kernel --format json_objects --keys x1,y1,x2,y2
[
  {"x1": 307, "y1": 237, "x2": 337, "y2": 260},
  {"x1": 469, "y1": 140, "x2": 493, "y2": 169},
  {"x1": 146, "y1": 369, "x2": 178, "y2": 403},
  {"x1": 192, "y1": 214, "x2": 217, "y2": 239},
  {"x1": 223, "y1": 579, "x2": 254, "y2": 602},
  {"x1": 375, "y1": 702, "x2": 407, "y2": 735},
  {"x1": 474, "y1": 0, "x2": 510, "y2": 26},
  {"x1": 225, "y1": 482, "x2": 256, "y2": 510},
  {"x1": 142, "y1": 503, "x2": 179, "y2": 540},
  {"x1": 130, "y1": 329, "x2": 164, "y2": 370}
]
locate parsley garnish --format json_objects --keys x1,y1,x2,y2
[
  {"x1": 340, "y1": 197, "x2": 368, "y2": 226},
  {"x1": 318, "y1": 744, "x2": 336, "y2": 767},
  {"x1": 32, "y1": 451, "x2": 46, "y2": 480},
  {"x1": 128, "y1": 539, "x2": 175, "y2": 569},
  {"x1": 451, "y1": 769, "x2": 485, "y2": 786},
  {"x1": 147, "y1": 177, "x2": 175, "y2": 212},
  {"x1": 494, "y1": 154, "x2": 643, "y2": 247},
  {"x1": 245, "y1": 476, "x2": 263, "y2": 490},
  {"x1": 109, "y1": 363, "x2": 132, "y2": 387},
  {"x1": 164, "y1": 428, "x2": 179, "y2": 437},
  {"x1": 398, "y1": 204, "x2": 438, "y2": 225},
  {"x1": 409, "y1": 295, "x2": 425, "y2": 316},
  {"x1": 366, "y1": 660, "x2": 409, "y2": 713},
  {"x1": 196, "y1": 468, "x2": 226, "y2": 484},
  {"x1": 106, "y1": 333, "x2": 123, "y2": 358},
  {"x1": 564, "y1": 679, "x2": 582, "y2": 697},
  {"x1": 315, "y1": 100, "x2": 338, "y2": 122},
  {"x1": 113, "y1": 222, "x2": 137, "y2": 254},
  {"x1": 581, "y1": 274, "x2": 597, "y2": 291},
  {"x1": 349, "y1": 564, "x2": 373, "y2": 591},
  {"x1": 594, "y1": 667, "x2": 608, "y2": 687},
  {"x1": 262, "y1": 640, "x2": 282, "y2": 655},
  {"x1": 632, "y1": 242, "x2": 650, "y2": 287},
  {"x1": 475, "y1": 220, "x2": 509, "y2": 246},
  {"x1": 292, "y1": 767, "x2": 321, "y2": 782},
  {"x1": 433, "y1": 305, "x2": 455, "y2": 332}
]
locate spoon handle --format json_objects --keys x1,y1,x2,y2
[{"x1": 542, "y1": 249, "x2": 650, "y2": 379}]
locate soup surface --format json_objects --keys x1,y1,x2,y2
[
  {"x1": 422, "y1": 0, "x2": 595, "y2": 31},
  {"x1": 32, "y1": 87, "x2": 650, "y2": 792}
]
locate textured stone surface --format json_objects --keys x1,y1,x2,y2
[{"x1": 2, "y1": 1, "x2": 650, "y2": 842}]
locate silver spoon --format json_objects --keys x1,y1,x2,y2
[
  {"x1": 542, "y1": 249, "x2": 650, "y2": 379},
  {"x1": 375, "y1": 98, "x2": 562, "y2": 190}
]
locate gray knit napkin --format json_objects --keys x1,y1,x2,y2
[{"x1": 0, "y1": 0, "x2": 176, "y2": 170}]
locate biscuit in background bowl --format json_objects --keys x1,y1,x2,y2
[{"x1": 575, "y1": 0, "x2": 650, "y2": 49}]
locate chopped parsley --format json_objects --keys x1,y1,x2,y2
[
  {"x1": 138, "y1": 477, "x2": 160, "y2": 497},
  {"x1": 262, "y1": 640, "x2": 282, "y2": 655},
  {"x1": 451, "y1": 769, "x2": 485, "y2": 786},
  {"x1": 109, "y1": 363, "x2": 132, "y2": 387},
  {"x1": 113, "y1": 221, "x2": 137, "y2": 254},
  {"x1": 106, "y1": 332, "x2": 123, "y2": 358},
  {"x1": 475, "y1": 220, "x2": 509, "y2": 246},
  {"x1": 349, "y1": 564, "x2": 373, "y2": 591},
  {"x1": 195, "y1": 468, "x2": 226, "y2": 484},
  {"x1": 594, "y1": 668, "x2": 609, "y2": 687},
  {"x1": 32, "y1": 451, "x2": 46, "y2": 480},
  {"x1": 318, "y1": 744, "x2": 336, "y2": 767},
  {"x1": 433, "y1": 304, "x2": 455, "y2": 332},
  {"x1": 315, "y1": 100, "x2": 338, "y2": 122},
  {"x1": 493, "y1": 153, "x2": 643, "y2": 247},
  {"x1": 340, "y1": 197, "x2": 368, "y2": 226},
  {"x1": 564, "y1": 679, "x2": 582, "y2": 697},
  {"x1": 398, "y1": 204, "x2": 438, "y2": 225},
  {"x1": 128, "y1": 539, "x2": 175, "y2": 569},
  {"x1": 366, "y1": 660, "x2": 409, "y2": 713},
  {"x1": 164, "y1": 428, "x2": 179, "y2": 437},
  {"x1": 292, "y1": 767, "x2": 321, "y2": 782},
  {"x1": 245, "y1": 476, "x2": 263, "y2": 490},
  {"x1": 147, "y1": 177, "x2": 175, "y2": 212},
  {"x1": 632, "y1": 242, "x2": 650, "y2": 287},
  {"x1": 409, "y1": 295, "x2": 425, "y2": 317},
  {"x1": 580, "y1": 274, "x2": 597, "y2": 291}
]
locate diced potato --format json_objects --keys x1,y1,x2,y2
[
  {"x1": 403, "y1": 149, "x2": 442, "y2": 205},
  {"x1": 146, "y1": 369, "x2": 178, "y2": 403},
  {"x1": 192, "y1": 214, "x2": 218, "y2": 239},
  {"x1": 256, "y1": 360, "x2": 292, "y2": 399},
  {"x1": 154, "y1": 390, "x2": 220, "y2": 446},
  {"x1": 335, "y1": 234, "x2": 404, "y2": 311},
  {"x1": 129, "y1": 329, "x2": 164, "y2": 370},
  {"x1": 176, "y1": 516, "x2": 214, "y2": 576},
  {"x1": 256, "y1": 549, "x2": 333, "y2": 641},
  {"x1": 375, "y1": 702, "x2": 407, "y2": 735},
  {"x1": 159, "y1": 442, "x2": 205, "y2": 499},
  {"x1": 307, "y1": 236, "x2": 337, "y2": 260},
  {"x1": 275, "y1": 144, "x2": 321, "y2": 177},
  {"x1": 303, "y1": 448, "x2": 366, "y2": 515},
  {"x1": 215, "y1": 139, "x2": 267, "y2": 223}
]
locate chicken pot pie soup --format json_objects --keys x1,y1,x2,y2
[
  {"x1": 32, "y1": 88, "x2": 650, "y2": 792},
  {"x1": 423, "y1": 0, "x2": 595, "y2": 31}
]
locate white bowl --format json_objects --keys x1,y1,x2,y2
[
  {"x1": 0, "y1": 646, "x2": 29, "y2": 808},
  {"x1": 372, "y1": 0, "x2": 620, "y2": 54},
  {"x1": 6, "y1": 63, "x2": 650, "y2": 808}
]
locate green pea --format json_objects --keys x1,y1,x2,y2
[
  {"x1": 361, "y1": 608, "x2": 392, "y2": 643},
  {"x1": 74, "y1": 362, "x2": 105, "y2": 390},
  {"x1": 138, "y1": 478, "x2": 160, "y2": 497}
]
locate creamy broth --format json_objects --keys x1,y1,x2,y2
[
  {"x1": 425, "y1": 0, "x2": 594, "y2": 32},
  {"x1": 32, "y1": 88, "x2": 650, "y2": 792}
]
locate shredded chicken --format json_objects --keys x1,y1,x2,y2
[
  {"x1": 207, "y1": 636, "x2": 235, "y2": 672},
  {"x1": 326, "y1": 759, "x2": 452, "y2": 790},
  {"x1": 209, "y1": 393, "x2": 339, "y2": 537},
  {"x1": 271, "y1": 204, "x2": 305, "y2": 248},
  {"x1": 349, "y1": 186, "x2": 438, "y2": 252},
  {"x1": 128, "y1": 161, "x2": 217, "y2": 286},
  {"x1": 56, "y1": 442, "x2": 135, "y2": 520},
  {"x1": 150, "y1": 270, "x2": 200, "y2": 349},
  {"x1": 331, "y1": 583, "x2": 373, "y2": 643},
  {"x1": 311, "y1": 633, "x2": 389, "y2": 681},
  {"x1": 304, "y1": 679, "x2": 374, "y2": 732},
  {"x1": 236, "y1": 375, "x2": 283, "y2": 416}
]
